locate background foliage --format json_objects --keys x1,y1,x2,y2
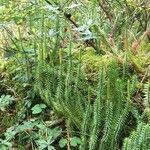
[{"x1": 0, "y1": 0, "x2": 150, "y2": 149}]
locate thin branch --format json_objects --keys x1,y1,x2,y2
[{"x1": 45, "y1": 0, "x2": 102, "y2": 53}]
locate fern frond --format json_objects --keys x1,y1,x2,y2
[
  {"x1": 122, "y1": 123, "x2": 150, "y2": 150},
  {"x1": 89, "y1": 67, "x2": 105, "y2": 150},
  {"x1": 143, "y1": 81, "x2": 150, "y2": 108},
  {"x1": 99, "y1": 102, "x2": 113, "y2": 150},
  {"x1": 80, "y1": 101, "x2": 92, "y2": 150}
]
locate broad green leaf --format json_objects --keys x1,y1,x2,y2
[
  {"x1": 31, "y1": 104, "x2": 46, "y2": 114},
  {"x1": 59, "y1": 138, "x2": 67, "y2": 148},
  {"x1": 36, "y1": 140, "x2": 47, "y2": 150},
  {"x1": 70, "y1": 137, "x2": 81, "y2": 147},
  {"x1": 32, "y1": 105, "x2": 42, "y2": 114},
  {"x1": 48, "y1": 145, "x2": 56, "y2": 150},
  {"x1": 40, "y1": 104, "x2": 47, "y2": 109}
]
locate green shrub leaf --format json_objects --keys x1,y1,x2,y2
[{"x1": 59, "y1": 138, "x2": 67, "y2": 148}]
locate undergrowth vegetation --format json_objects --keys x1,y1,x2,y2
[{"x1": 0, "y1": 0, "x2": 150, "y2": 150}]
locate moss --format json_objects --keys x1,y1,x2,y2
[
  {"x1": 130, "y1": 52, "x2": 150, "y2": 76},
  {"x1": 80, "y1": 47, "x2": 116, "y2": 80},
  {"x1": 140, "y1": 40, "x2": 150, "y2": 53},
  {"x1": 0, "y1": 59, "x2": 7, "y2": 73}
]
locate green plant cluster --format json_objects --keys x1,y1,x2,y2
[{"x1": 0, "y1": 0, "x2": 150, "y2": 150}]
